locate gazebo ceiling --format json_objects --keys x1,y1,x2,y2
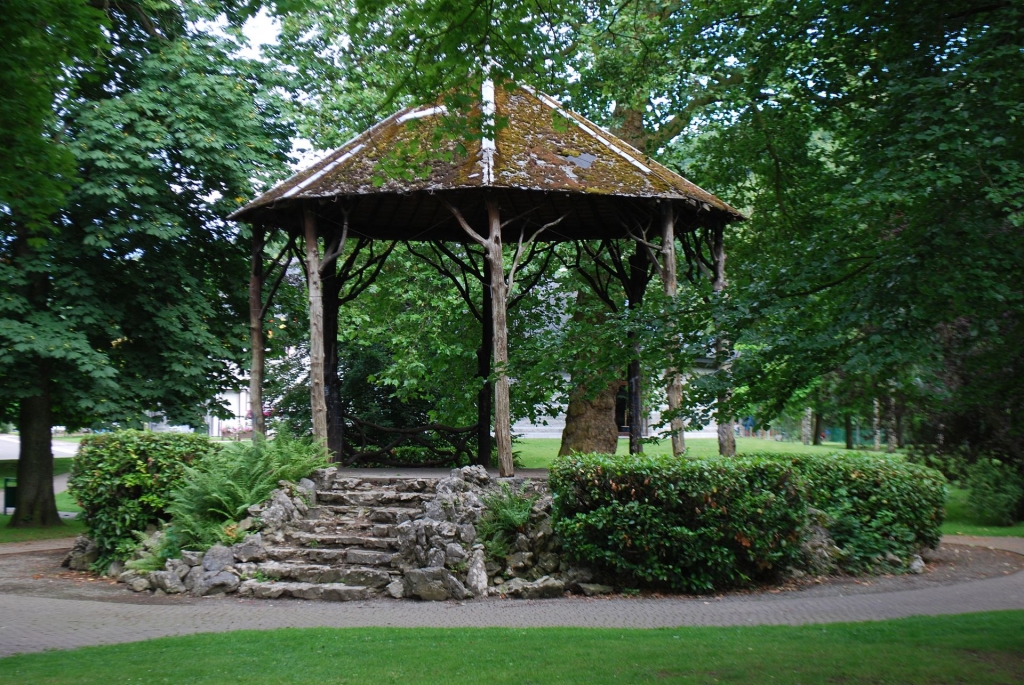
[{"x1": 230, "y1": 82, "x2": 744, "y2": 241}]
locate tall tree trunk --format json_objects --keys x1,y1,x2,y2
[
  {"x1": 559, "y1": 291, "x2": 621, "y2": 456},
  {"x1": 872, "y1": 398, "x2": 881, "y2": 452},
  {"x1": 885, "y1": 394, "x2": 897, "y2": 453},
  {"x1": 845, "y1": 414, "x2": 854, "y2": 449},
  {"x1": 249, "y1": 225, "x2": 266, "y2": 440},
  {"x1": 9, "y1": 228, "x2": 60, "y2": 528},
  {"x1": 712, "y1": 221, "x2": 736, "y2": 457},
  {"x1": 304, "y1": 205, "x2": 328, "y2": 444},
  {"x1": 801, "y1": 407, "x2": 812, "y2": 445},
  {"x1": 558, "y1": 380, "x2": 622, "y2": 456},
  {"x1": 661, "y1": 203, "x2": 685, "y2": 456},
  {"x1": 813, "y1": 411, "x2": 824, "y2": 445},
  {"x1": 322, "y1": 262, "x2": 344, "y2": 461},
  {"x1": 476, "y1": 271, "x2": 493, "y2": 468},
  {"x1": 485, "y1": 200, "x2": 514, "y2": 476},
  {"x1": 11, "y1": 367, "x2": 61, "y2": 528}
]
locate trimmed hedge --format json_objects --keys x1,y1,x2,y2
[
  {"x1": 761, "y1": 453, "x2": 947, "y2": 572},
  {"x1": 550, "y1": 453, "x2": 807, "y2": 593},
  {"x1": 69, "y1": 430, "x2": 219, "y2": 567}
]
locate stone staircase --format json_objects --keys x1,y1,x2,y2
[{"x1": 239, "y1": 475, "x2": 441, "y2": 601}]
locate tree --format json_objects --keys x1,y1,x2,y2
[{"x1": 0, "y1": 1, "x2": 291, "y2": 527}]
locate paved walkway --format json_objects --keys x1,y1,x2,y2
[{"x1": 0, "y1": 536, "x2": 1022, "y2": 657}]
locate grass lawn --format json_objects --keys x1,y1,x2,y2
[
  {"x1": 0, "y1": 457, "x2": 75, "y2": 480},
  {"x1": 513, "y1": 436, "x2": 861, "y2": 469},
  {"x1": 0, "y1": 515, "x2": 85, "y2": 544},
  {"x1": 1, "y1": 612, "x2": 1022, "y2": 684},
  {"x1": 942, "y1": 486, "x2": 1024, "y2": 538},
  {"x1": 55, "y1": 491, "x2": 81, "y2": 513}
]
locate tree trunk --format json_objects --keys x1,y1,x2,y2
[
  {"x1": 885, "y1": 394, "x2": 897, "y2": 453},
  {"x1": 249, "y1": 225, "x2": 266, "y2": 440},
  {"x1": 711, "y1": 221, "x2": 736, "y2": 457},
  {"x1": 845, "y1": 414, "x2": 854, "y2": 449},
  {"x1": 304, "y1": 205, "x2": 328, "y2": 444},
  {"x1": 801, "y1": 407, "x2": 812, "y2": 445},
  {"x1": 813, "y1": 411, "x2": 824, "y2": 445},
  {"x1": 872, "y1": 398, "x2": 881, "y2": 452},
  {"x1": 10, "y1": 368, "x2": 61, "y2": 528},
  {"x1": 661, "y1": 202, "x2": 685, "y2": 456},
  {"x1": 558, "y1": 380, "x2": 622, "y2": 456},
  {"x1": 322, "y1": 261, "x2": 344, "y2": 461},
  {"x1": 486, "y1": 200, "x2": 514, "y2": 476},
  {"x1": 559, "y1": 291, "x2": 621, "y2": 456},
  {"x1": 476, "y1": 271, "x2": 493, "y2": 468}
]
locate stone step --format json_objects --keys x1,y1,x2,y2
[
  {"x1": 285, "y1": 531, "x2": 399, "y2": 551},
  {"x1": 320, "y1": 505, "x2": 421, "y2": 524},
  {"x1": 325, "y1": 477, "x2": 438, "y2": 493},
  {"x1": 264, "y1": 545, "x2": 395, "y2": 567},
  {"x1": 238, "y1": 580, "x2": 370, "y2": 601},
  {"x1": 316, "y1": 490, "x2": 433, "y2": 507},
  {"x1": 290, "y1": 519, "x2": 395, "y2": 537},
  {"x1": 256, "y1": 561, "x2": 393, "y2": 588}
]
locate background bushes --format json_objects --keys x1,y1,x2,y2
[
  {"x1": 763, "y1": 453, "x2": 947, "y2": 573},
  {"x1": 550, "y1": 452, "x2": 946, "y2": 592},
  {"x1": 69, "y1": 431, "x2": 218, "y2": 566},
  {"x1": 550, "y1": 453, "x2": 807, "y2": 593},
  {"x1": 963, "y1": 458, "x2": 1024, "y2": 526}
]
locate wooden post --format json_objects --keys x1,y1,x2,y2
[
  {"x1": 249, "y1": 224, "x2": 266, "y2": 440},
  {"x1": 486, "y1": 200, "x2": 514, "y2": 476},
  {"x1": 712, "y1": 220, "x2": 736, "y2": 457},
  {"x1": 304, "y1": 205, "x2": 328, "y2": 444},
  {"x1": 661, "y1": 202, "x2": 685, "y2": 456},
  {"x1": 477, "y1": 270, "x2": 493, "y2": 468}
]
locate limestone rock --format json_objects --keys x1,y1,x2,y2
[
  {"x1": 202, "y1": 545, "x2": 235, "y2": 573},
  {"x1": 127, "y1": 575, "x2": 151, "y2": 592},
  {"x1": 191, "y1": 570, "x2": 240, "y2": 597},
  {"x1": 578, "y1": 583, "x2": 614, "y2": 597},
  {"x1": 386, "y1": 580, "x2": 405, "y2": 599},
  {"x1": 445, "y1": 542, "x2": 467, "y2": 565},
  {"x1": 64, "y1": 535, "x2": 98, "y2": 571},
  {"x1": 427, "y1": 547, "x2": 446, "y2": 569},
  {"x1": 165, "y1": 558, "x2": 190, "y2": 579},
  {"x1": 232, "y1": 533, "x2": 266, "y2": 563},
  {"x1": 403, "y1": 567, "x2": 473, "y2": 601},
  {"x1": 180, "y1": 550, "x2": 203, "y2": 567},
  {"x1": 909, "y1": 554, "x2": 925, "y2": 574},
  {"x1": 508, "y1": 551, "x2": 533, "y2": 572},
  {"x1": 503, "y1": 576, "x2": 564, "y2": 599},
  {"x1": 149, "y1": 570, "x2": 186, "y2": 594},
  {"x1": 184, "y1": 565, "x2": 203, "y2": 591},
  {"x1": 465, "y1": 549, "x2": 488, "y2": 596},
  {"x1": 107, "y1": 560, "x2": 125, "y2": 578}
]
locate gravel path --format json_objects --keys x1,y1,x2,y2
[{"x1": 0, "y1": 536, "x2": 1022, "y2": 657}]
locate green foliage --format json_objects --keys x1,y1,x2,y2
[
  {"x1": 964, "y1": 459, "x2": 1024, "y2": 527},
  {"x1": 165, "y1": 435, "x2": 327, "y2": 551},
  {"x1": 68, "y1": 430, "x2": 218, "y2": 566},
  {"x1": 550, "y1": 453, "x2": 807, "y2": 593},
  {"x1": 476, "y1": 483, "x2": 537, "y2": 561},
  {"x1": 767, "y1": 453, "x2": 947, "y2": 572}
]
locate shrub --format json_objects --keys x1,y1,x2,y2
[
  {"x1": 69, "y1": 430, "x2": 218, "y2": 566},
  {"x1": 165, "y1": 434, "x2": 327, "y2": 550},
  {"x1": 761, "y1": 452, "x2": 947, "y2": 572},
  {"x1": 964, "y1": 458, "x2": 1024, "y2": 526},
  {"x1": 549, "y1": 453, "x2": 806, "y2": 593},
  {"x1": 476, "y1": 482, "x2": 538, "y2": 560}
]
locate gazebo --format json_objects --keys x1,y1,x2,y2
[{"x1": 230, "y1": 80, "x2": 743, "y2": 476}]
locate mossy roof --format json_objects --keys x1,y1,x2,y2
[{"x1": 230, "y1": 83, "x2": 742, "y2": 239}]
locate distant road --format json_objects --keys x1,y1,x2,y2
[{"x1": 0, "y1": 435, "x2": 79, "y2": 462}]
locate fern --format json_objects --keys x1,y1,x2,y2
[{"x1": 165, "y1": 434, "x2": 327, "y2": 550}]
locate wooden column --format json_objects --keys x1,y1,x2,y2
[
  {"x1": 248, "y1": 224, "x2": 266, "y2": 440},
  {"x1": 712, "y1": 219, "x2": 736, "y2": 456},
  {"x1": 485, "y1": 200, "x2": 514, "y2": 476},
  {"x1": 626, "y1": 241, "x2": 648, "y2": 455},
  {"x1": 661, "y1": 203, "x2": 685, "y2": 456},
  {"x1": 304, "y1": 205, "x2": 328, "y2": 444},
  {"x1": 476, "y1": 270, "x2": 493, "y2": 468}
]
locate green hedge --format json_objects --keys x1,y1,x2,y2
[
  {"x1": 762, "y1": 453, "x2": 946, "y2": 572},
  {"x1": 69, "y1": 430, "x2": 219, "y2": 567},
  {"x1": 550, "y1": 453, "x2": 807, "y2": 593}
]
